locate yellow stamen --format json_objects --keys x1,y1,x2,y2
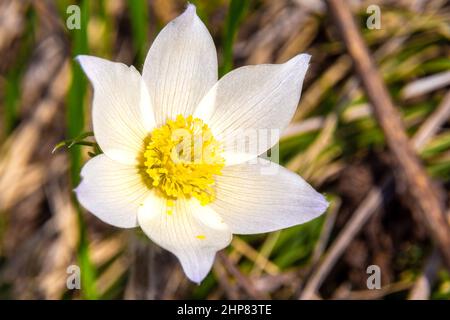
[
  {"x1": 143, "y1": 115, "x2": 224, "y2": 206},
  {"x1": 196, "y1": 235, "x2": 206, "y2": 240}
]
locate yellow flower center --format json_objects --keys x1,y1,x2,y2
[{"x1": 143, "y1": 115, "x2": 224, "y2": 205}]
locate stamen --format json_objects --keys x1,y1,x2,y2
[{"x1": 143, "y1": 115, "x2": 224, "y2": 207}]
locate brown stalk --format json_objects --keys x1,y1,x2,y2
[
  {"x1": 217, "y1": 251, "x2": 267, "y2": 299},
  {"x1": 326, "y1": 0, "x2": 450, "y2": 267}
]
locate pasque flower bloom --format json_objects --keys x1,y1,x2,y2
[{"x1": 75, "y1": 4, "x2": 328, "y2": 283}]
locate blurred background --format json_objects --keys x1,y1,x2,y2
[{"x1": 0, "y1": 0, "x2": 450, "y2": 299}]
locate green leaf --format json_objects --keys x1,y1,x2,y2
[
  {"x1": 128, "y1": 0, "x2": 149, "y2": 65},
  {"x1": 65, "y1": 0, "x2": 99, "y2": 300},
  {"x1": 220, "y1": 0, "x2": 249, "y2": 76},
  {"x1": 52, "y1": 131, "x2": 95, "y2": 153}
]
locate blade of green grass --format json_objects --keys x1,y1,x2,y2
[
  {"x1": 4, "y1": 72, "x2": 20, "y2": 134},
  {"x1": 128, "y1": 0, "x2": 149, "y2": 65},
  {"x1": 220, "y1": 0, "x2": 249, "y2": 76},
  {"x1": 66, "y1": 0, "x2": 98, "y2": 300}
]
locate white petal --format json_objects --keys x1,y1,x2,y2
[
  {"x1": 194, "y1": 54, "x2": 310, "y2": 165},
  {"x1": 138, "y1": 194, "x2": 231, "y2": 283},
  {"x1": 211, "y1": 158, "x2": 328, "y2": 234},
  {"x1": 75, "y1": 155, "x2": 150, "y2": 228},
  {"x1": 77, "y1": 55, "x2": 155, "y2": 165},
  {"x1": 142, "y1": 4, "x2": 218, "y2": 125}
]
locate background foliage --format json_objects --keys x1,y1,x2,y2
[{"x1": 0, "y1": 0, "x2": 449, "y2": 299}]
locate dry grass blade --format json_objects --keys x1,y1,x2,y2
[{"x1": 217, "y1": 251, "x2": 268, "y2": 299}]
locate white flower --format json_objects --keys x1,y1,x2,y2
[{"x1": 74, "y1": 4, "x2": 328, "y2": 283}]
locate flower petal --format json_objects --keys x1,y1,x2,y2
[
  {"x1": 75, "y1": 154, "x2": 150, "y2": 228},
  {"x1": 138, "y1": 194, "x2": 231, "y2": 283},
  {"x1": 211, "y1": 158, "x2": 328, "y2": 234},
  {"x1": 194, "y1": 54, "x2": 310, "y2": 165},
  {"x1": 77, "y1": 55, "x2": 155, "y2": 165},
  {"x1": 142, "y1": 4, "x2": 218, "y2": 125}
]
